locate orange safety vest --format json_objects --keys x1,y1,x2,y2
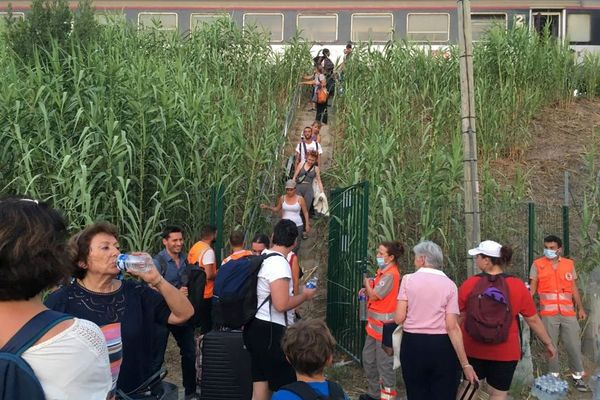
[
  {"x1": 533, "y1": 256, "x2": 576, "y2": 317},
  {"x1": 366, "y1": 264, "x2": 401, "y2": 341},
  {"x1": 221, "y1": 249, "x2": 253, "y2": 265},
  {"x1": 187, "y1": 241, "x2": 214, "y2": 299}
]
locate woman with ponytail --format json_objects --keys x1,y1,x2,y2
[{"x1": 458, "y1": 240, "x2": 556, "y2": 400}]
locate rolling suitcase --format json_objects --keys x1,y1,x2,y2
[{"x1": 200, "y1": 330, "x2": 252, "y2": 400}]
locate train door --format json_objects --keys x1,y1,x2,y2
[{"x1": 530, "y1": 9, "x2": 565, "y2": 40}]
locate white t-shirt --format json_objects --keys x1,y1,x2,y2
[
  {"x1": 256, "y1": 250, "x2": 295, "y2": 326},
  {"x1": 201, "y1": 248, "x2": 216, "y2": 266},
  {"x1": 22, "y1": 318, "x2": 112, "y2": 400},
  {"x1": 295, "y1": 141, "x2": 323, "y2": 164}
]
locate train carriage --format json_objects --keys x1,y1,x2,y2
[{"x1": 2, "y1": 0, "x2": 600, "y2": 59}]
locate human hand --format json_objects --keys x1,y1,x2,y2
[
  {"x1": 180, "y1": 286, "x2": 189, "y2": 296},
  {"x1": 363, "y1": 276, "x2": 372, "y2": 289},
  {"x1": 545, "y1": 342, "x2": 557, "y2": 359},
  {"x1": 358, "y1": 288, "x2": 366, "y2": 296},
  {"x1": 305, "y1": 224, "x2": 311, "y2": 233},
  {"x1": 578, "y1": 308, "x2": 587, "y2": 321},
  {"x1": 260, "y1": 204, "x2": 269, "y2": 210},
  {"x1": 462, "y1": 365, "x2": 479, "y2": 385},
  {"x1": 303, "y1": 287, "x2": 317, "y2": 300}
]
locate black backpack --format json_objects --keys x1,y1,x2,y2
[
  {"x1": 279, "y1": 381, "x2": 346, "y2": 400},
  {"x1": 155, "y1": 254, "x2": 206, "y2": 328},
  {"x1": 212, "y1": 253, "x2": 283, "y2": 330},
  {"x1": 0, "y1": 310, "x2": 72, "y2": 400}
]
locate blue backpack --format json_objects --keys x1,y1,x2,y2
[
  {"x1": 212, "y1": 253, "x2": 283, "y2": 329},
  {"x1": 0, "y1": 310, "x2": 72, "y2": 400}
]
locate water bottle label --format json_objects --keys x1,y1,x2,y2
[{"x1": 116, "y1": 254, "x2": 128, "y2": 271}]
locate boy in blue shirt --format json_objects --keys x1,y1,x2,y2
[{"x1": 273, "y1": 319, "x2": 348, "y2": 400}]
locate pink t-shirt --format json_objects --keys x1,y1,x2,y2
[{"x1": 397, "y1": 268, "x2": 459, "y2": 334}]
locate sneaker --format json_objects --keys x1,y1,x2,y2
[{"x1": 573, "y1": 378, "x2": 590, "y2": 392}]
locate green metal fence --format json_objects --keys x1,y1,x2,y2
[
  {"x1": 209, "y1": 184, "x2": 225, "y2": 266},
  {"x1": 326, "y1": 181, "x2": 369, "y2": 362}
]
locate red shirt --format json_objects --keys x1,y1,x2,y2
[{"x1": 458, "y1": 275, "x2": 536, "y2": 361}]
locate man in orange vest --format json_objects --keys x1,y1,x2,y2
[
  {"x1": 187, "y1": 225, "x2": 217, "y2": 388},
  {"x1": 529, "y1": 235, "x2": 589, "y2": 392},
  {"x1": 221, "y1": 230, "x2": 252, "y2": 265},
  {"x1": 359, "y1": 242, "x2": 402, "y2": 400}
]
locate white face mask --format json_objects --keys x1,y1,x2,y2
[
  {"x1": 544, "y1": 248, "x2": 558, "y2": 259},
  {"x1": 376, "y1": 257, "x2": 386, "y2": 267}
]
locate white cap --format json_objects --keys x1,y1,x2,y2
[{"x1": 468, "y1": 240, "x2": 502, "y2": 258}]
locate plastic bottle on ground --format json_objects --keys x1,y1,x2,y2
[{"x1": 116, "y1": 253, "x2": 153, "y2": 273}]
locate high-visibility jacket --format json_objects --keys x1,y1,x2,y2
[
  {"x1": 366, "y1": 264, "x2": 401, "y2": 341},
  {"x1": 533, "y1": 256, "x2": 576, "y2": 317},
  {"x1": 221, "y1": 249, "x2": 253, "y2": 265},
  {"x1": 187, "y1": 241, "x2": 214, "y2": 299}
]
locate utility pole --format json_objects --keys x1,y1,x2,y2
[{"x1": 457, "y1": 0, "x2": 481, "y2": 276}]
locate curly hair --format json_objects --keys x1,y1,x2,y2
[
  {"x1": 0, "y1": 196, "x2": 71, "y2": 300},
  {"x1": 70, "y1": 222, "x2": 119, "y2": 280}
]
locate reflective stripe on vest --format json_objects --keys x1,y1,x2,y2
[
  {"x1": 366, "y1": 265, "x2": 401, "y2": 340},
  {"x1": 381, "y1": 387, "x2": 397, "y2": 400},
  {"x1": 534, "y1": 256, "x2": 576, "y2": 317}
]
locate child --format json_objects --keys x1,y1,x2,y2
[{"x1": 273, "y1": 319, "x2": 348, "y2": 400}]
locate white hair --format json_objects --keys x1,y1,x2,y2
[{"x1": 413, "y1": 241, "x2": 443, "y2": 268}]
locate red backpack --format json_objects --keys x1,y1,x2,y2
[{"x1": 464, "y1": 273, "x2": 513, "y2": 344}]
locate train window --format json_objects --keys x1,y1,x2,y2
[
  {"x1": 471, "y1": 14, "x2": 507, "y2": 41},
  {"x1": 297, "y1": 14, "x2": 338, "y2": 42},
  {"x1": 190, "y1": 13, "x2": 229, "y2": 30},
  {"x1": 95, "y1": 12, "x2": 126, "y2": 25},
  {"x1": 243, "y1": 13, "x2": 284, "y2": 42},
  {"x1": 138, "y1": 12, "x2": 178, "y2": 31},
  {"x1": 407, "y1": 13, "x2": 450, "y2": 42},
  {"x1": 567, "y1": 14, "x2": 591, "y2": 42},
  {"x1": 351, "y1": 13, "x2": 393, "y2": 42}
]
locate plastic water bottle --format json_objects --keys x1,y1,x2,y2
[
  {"x1": 531, "y1": 374, "x2": 568, "y2": 400},
  {"x1": 305, "y1": 277, "x2": 318, "y2": 289},
  {"x1": 116, "y1": 254, "x2": 153, "y2": 273},
  {"x1": 359, "y1": 292, "x2": 368, "y2": 321}
]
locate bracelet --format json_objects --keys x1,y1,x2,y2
[
  {"x1": 462, "y1": 364, "x2": 473, "y2": 369},
  {"x1": 150, "y1": 276, "x2": 164, "y2": 288}
]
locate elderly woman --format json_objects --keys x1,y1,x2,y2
[
  {"x1": 395, "y1": 241, "x2": 477, "y2": 400},
  {"x1": 45, "y1": 222, "x2": 194, "y2": 397},
  {"x1": 0, "y1": 197, "x2": 111, "y2": 399}
]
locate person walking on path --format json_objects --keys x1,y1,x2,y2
[
  {"x1": 151, "y1": 225, "x2": 198, "y2": 399},
  {"x1": 261, "y1": 179, "x2": 310, "y2": 246},
  {"x1": 395, "y1": 241, "x2": 478, "y2": 400},
  {"x1": 293, "y1": 150, "x2": 324, "y2": 222},
  {"x1": 459, "y1": 240, "x2": 556, "y2": 400},
  {"x1": 359, "y1": 241, "x2": 403, "y2": 400},
  {"x1": 295, "y1": 127, "x2": 322, "y2": 168},
  {"x1": 300, "y1": 64, "x2": 327, "y2": 124},
  {"x1": 529, "y1": 235, "x2": 589, "y2": 392}
]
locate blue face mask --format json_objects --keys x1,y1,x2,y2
[
  {"x1": 376, "y1": 257, "x2": 386, "y2": 267},
  {"x1": 544, "y1": 248, "x2": 558, "y2": 259}
]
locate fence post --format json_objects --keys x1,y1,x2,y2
[
  {"x1": 562, "y1": 205, "x2": 570, "y2": 258},
  {"x1": 528, "y1": 202, "x2": 535, "y2": 268}
]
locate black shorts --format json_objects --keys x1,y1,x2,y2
[
  {"x1": 242, "y1": 318, "x2": 296, "y2": 391},
  {"x1": 468, "y1": 357, "x2": 518, "y2": 392}
]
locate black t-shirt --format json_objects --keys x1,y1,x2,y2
[{"x1": 45, "y1": 279, "x2": 171, "y2": 393}]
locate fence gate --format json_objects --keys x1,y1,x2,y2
[{"x1": 326, "y1": 181, "x2": 369, "y2": 362}]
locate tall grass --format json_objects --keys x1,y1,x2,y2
[
  {"x1": 0, "y1": 20, "x2": 310, "y2": 251},
  {"x1": 329, "y1": 28, "x2": 595, "y2": 280}
]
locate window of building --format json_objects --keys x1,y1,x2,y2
[
  {"x1": 471, "y1": 14, "x2": 507, "y2": 41},
  {"x1": 243, "y1": 13, "x2": 284, "y2": 42},
  {"x1": 138, "y1": 12, "x2": 178, "y2": 31},
  {"x1": 296, "y1": 14, "x2": 338, "y2": 42},
  {"x1": 95, "y1": 12, "x2": 126, "y2": 25},
  {"x1": 351, "y1": 13, "x2": 393, "y2": 42},
  {"x1": 407, "y1": 13, "x2": 450, "y2": 42},
  {"x1": 190, "y1": 13, "x2": 229, "y2": 30},
  {"x1": 567, "y1": 14, "x2": 591, "y2": 42}
]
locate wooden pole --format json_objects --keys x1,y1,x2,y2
[{"x1": 457, "y1": 0, "x2": 481, "y2": 276}]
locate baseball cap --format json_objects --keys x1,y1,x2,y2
[
  {"x1": 285, "y1": 179, "x2": 297, "y2": 189},
  {"x1": 468, "y1": 240, "x2": 502, "y2": 257}
]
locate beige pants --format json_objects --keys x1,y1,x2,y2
[
  {"x1": 362, "y1": 335, "x2": 396, "y2": 398},
  {"x1": 542, "y1": 314, "x2": 584, "y2": 375}
]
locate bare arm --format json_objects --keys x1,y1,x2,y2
[
  {"x1": 529, "y1": 277, "x2": 538, "y2": 296},
  {"x1": 572, "y1": 279, "x2": 587, "y2": 320},
  {"x1": 524, "y1": 314, "x2": 557, "y2": 359},
  {"x1": 292, "y1": 163, "x2": 302, "y2": 181},
  {"x1": 363, "y1": 276, "x2": 382, "y2": 300},
  {"x1": 270, "y1": 278, "x2": 315, "y2": 312},
  {"x1": 446, "y1": 313, "x2": 478, "y2": 384},
  {"x1": 394, "y1": 300, "x2": 407, "y2": 324},
  {"x1": 203, "y1": 262, "x2": 216, "y2": 280},
  {"x1": 261, "y1": 196, "x2": 283, "y2": 214},
  {"x1": 291, "y1": 256, "x2": 300, "y2": 295}
]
